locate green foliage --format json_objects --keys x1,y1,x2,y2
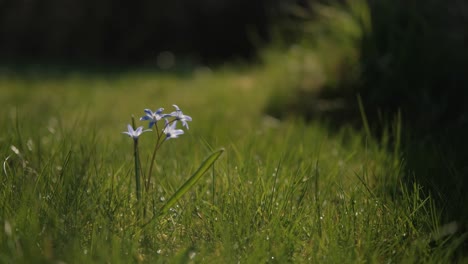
[
  {"x1": 0, "y1": 68, "x2": 463, "y2": 262},
  {"x1": 264, "y1": 1, "x2": 468, "y2": 248},
  {"x1": 263, "y1": 0, "x2": 370, "y2": 121},
  {"x1": 266, "y1": 0, "x2": 468, "y2": 126}
]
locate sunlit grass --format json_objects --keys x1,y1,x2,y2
[{"x1": 0, "y1": 67, "x2": 461, "y2": 263}]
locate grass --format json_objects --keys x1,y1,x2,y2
[{"x1": 0, "y1": 65, "x2": 464, "y2": 263}]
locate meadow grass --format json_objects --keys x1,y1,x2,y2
[{"x1": 0, "y1": 67, "x2": 462, "y2": 263}]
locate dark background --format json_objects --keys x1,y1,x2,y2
[{"x1": 0, "y1": 0, "x2": 291, "y2": 65}]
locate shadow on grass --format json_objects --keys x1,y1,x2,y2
[
  {"x1": 266, "y1": 1, "x2": 468, "y2": 256},
  {"x1": 265, "y1": 89, "x2": 468, "y2": 259}
]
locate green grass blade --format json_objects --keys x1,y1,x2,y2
[
  {"x1": 160, "y1": 148, "x2": 224, "y2": 214},
  {"x1": 357, "y1": 94, "x2": 371, "y2": 140}
]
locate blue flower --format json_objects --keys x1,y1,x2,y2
[
  {"x1": 163, "y1": 119, "x2": 184, "y2": 140},
  {"x1": 169, "y1": 104, "x2": 192, "y2": 129},
  {"x1": 140, "y1": 108, "x2": 165, "y2": 128},
  {"x1": 122, "y1": 124, "x2": 151, "y2": 139}
]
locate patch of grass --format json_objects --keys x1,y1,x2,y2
[
  {"x1": 263, "y1": 1, "x2": 468, "y2": 251},
  {"x1": 0, "y1": 68, "x2": 463, "y2": 263}
]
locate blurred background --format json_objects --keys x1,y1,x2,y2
[
  {"x1": 0, "y1": 0, "x2": 282, "y2": 65},
  {"x1": 1, "y1": 0, "x2": 468, "y2": 239}
]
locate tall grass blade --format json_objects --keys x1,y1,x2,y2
[
  {"x1": 357, "y1": 94, "x2": 371, "y2": 140},
  {"x1": 160, "y1": 148, "x2": 224, "y2": 214},
  {"x1": 314, "y1": 159, "x2": 322, "y2": 238},
  {"x1": 393, "y1": 109, "x2": 402, "y2": 169}
]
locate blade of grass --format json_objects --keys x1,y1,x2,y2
[
  {"x1": 315, "y1": 159, "x2": 322, "y2": 238},
  {"x1": 160, "y1": 148, "x2": 224, "y2": 214},
  {"x1": 357, "y1": 94, "x2": 371, "y2": 140}
]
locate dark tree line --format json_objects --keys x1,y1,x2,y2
[{"x1": 0, "y1": 0, "x2": 290, "y2": 65}]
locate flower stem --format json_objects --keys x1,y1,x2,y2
[
  {"x1": 134, "y1": 138, "x2": 141, "y2": 202},
  {"x1": 131, "y1": 116, "x2": 142, "y2": 202},
  {"x1": 146, "y1": 122, "x2": 168, "y2": 192},
  {"x1": 147, "y1": 139, "x2": 159, "y2": 192}
]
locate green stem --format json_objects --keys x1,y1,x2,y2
[
  {"x1": 130, "y1": 116, "x2": 142, "y2": 202},
  {"x1": 147, "y1": 123, "x2": 161, "y2": 192},
  {"x1": 146, "y1": 122, "x2": 168, "y2": 192},
  {"x1": 134, "y1": 138, "x2": 141, "y2": 201}
]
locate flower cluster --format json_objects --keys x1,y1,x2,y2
[
  {"x1": 120, "y1": 102, "x2": 223, "y2": 221},
  {"x1": 122, "y1": 104, "x2": 192, "y2": 140},
  {"x1": 122, "y1": 104, "x2": 192, "y2": 204}
]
